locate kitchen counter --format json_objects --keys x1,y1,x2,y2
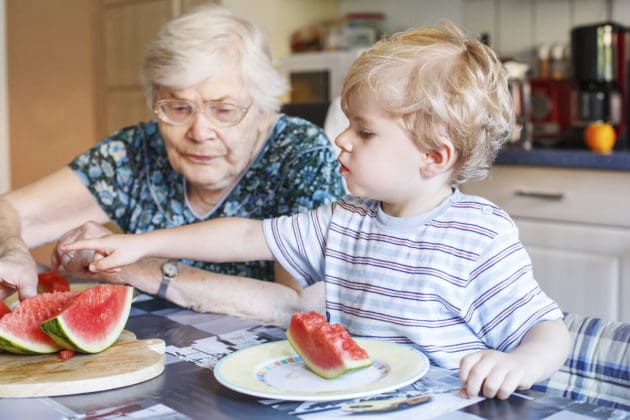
[{"x1": 495, "y1": 146, "x2": 630, "y2": 171}]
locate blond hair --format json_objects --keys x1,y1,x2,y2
[
  {"x1": 341, "y1": 22, "x2": 513, "y2": 185},
  {"x1": 141, "y1": 5, "x2": 287, "y2": 114}
]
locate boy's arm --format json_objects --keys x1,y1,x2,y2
[
  {"x1": 459, "y1": 318, "x2": 570, "y2": 399},
  {"x1": 61, "y1": 217, "x2": 272, "y2": 272}
]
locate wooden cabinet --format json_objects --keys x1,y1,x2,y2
[
  {"x1": 462, "y1": 166, "x2": 630, "y2": 322},
  {"x1": 97, "y1": 0, "x2": 214, "y2": 137}
]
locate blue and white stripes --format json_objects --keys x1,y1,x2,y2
[
  {"x1": 533, "y1": 313, "x2": 629, "y2": 410},
  {"x1": 263, "y1": 190, "x2": 563, "y2": 369}
]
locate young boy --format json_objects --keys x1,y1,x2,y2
[{"x1": 62, "y1": 23, "x2": 570, "y2": 400}]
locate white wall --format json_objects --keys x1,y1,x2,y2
[
  {"x1": 339, "y1": 0, "x2": 630, "y2": 72},
  {"x1": 0, "y1": 0, "x2": 9, "y2": 194}
]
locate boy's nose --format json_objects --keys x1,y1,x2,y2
[{"x1": 335, "y1": 130, "x2": 353, "y2": 152}]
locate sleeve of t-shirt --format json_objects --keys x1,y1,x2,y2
[
  {"x1": 463, "y1": 226, "x2": 565, "y2": 352},
  {"x1": 262, "y1": 203, "x2": 334, "y2": 289}
]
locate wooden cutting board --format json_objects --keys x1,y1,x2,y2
[{"x1": 0, "y1": 330, "x2": 165, "y2": 398}]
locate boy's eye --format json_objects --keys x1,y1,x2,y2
[{"x1": 359, "y1": 130, "x2": 374, "y2": 139}]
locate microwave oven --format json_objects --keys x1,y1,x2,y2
[{"x1": 279, "y1": 49, "x2": 364, "y2": 103}]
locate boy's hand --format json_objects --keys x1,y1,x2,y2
[
  {"x1": 458, "y1": 349, "x2": 537, "y2": 400},
  {"x1": 60, "y1": 234, "x2": 145, "y2": 274}
]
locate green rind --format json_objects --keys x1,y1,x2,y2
[
  {"x1": 39, "y1": 318, "x2": 77, "y2": 351},
  {"x1": 0, "y1": 332, "x2": 58, "y2": 354},
  {"x1": 40, "y1": 286, "x2": 134, "y2": 354},
  {"x1": 286, "y1": 330, "x2": 371, "y2": 379}
]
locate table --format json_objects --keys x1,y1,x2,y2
[{"x1": 1, "y1": 292, "x2": 628, "y2": 419}]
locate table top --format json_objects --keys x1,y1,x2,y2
[{"x1": 0, "y1": 291, "x2": 628, "y2": 419}]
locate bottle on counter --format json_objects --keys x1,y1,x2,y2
[{"x1": 538, "y1": 44, "x2": 550, "y2": 79}]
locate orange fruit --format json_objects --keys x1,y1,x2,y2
[{"x1": 584, "y1": 122, "x2": 616, "y2": 154}]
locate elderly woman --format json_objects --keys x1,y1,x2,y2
[{"x1": 0, "y1": 6, "x2": 344, "y2": 325}]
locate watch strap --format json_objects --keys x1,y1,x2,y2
[
  {"x1": 157, "y1": 274, "x2": 171, "y2": 299},
  {"x1": 158, "y1": 260, "x2": 178, "y2": 299}
]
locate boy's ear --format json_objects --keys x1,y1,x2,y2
[{"x1": 420, "y1": 139, "x2": 456, "y2": 178}]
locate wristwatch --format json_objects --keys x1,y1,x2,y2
[{"x1": 158, "y1": 260, "x2": 178, "y2": 299}]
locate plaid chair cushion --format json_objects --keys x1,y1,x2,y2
[{"x1": 532, "y1": 312, "x2": 630, "y2": 410}]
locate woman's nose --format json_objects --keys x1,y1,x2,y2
[{"x1": 187, "y1": 113, "x2": 217, "y2": 142}]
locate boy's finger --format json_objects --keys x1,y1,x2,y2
[
  {"x1": 61, "y1": 239, "x2": 97, "y2": 251},
  {"x1": 459, "y1": 351, "x2": 482, "y2": 383}
]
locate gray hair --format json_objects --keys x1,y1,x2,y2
[{"x1": 141, "y1": 5, "x2": 288, "y2": 114}]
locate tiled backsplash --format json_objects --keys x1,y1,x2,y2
[{"x1": 339, "y1": 0, "x2": 630, "y2": 74}]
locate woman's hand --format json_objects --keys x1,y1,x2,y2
[
  {"x1": 51, "y1": 221, "x2": 110, "y2": 276},
  {"x1": 0, "y1": 238, "x2": 39, "y2": 301}
]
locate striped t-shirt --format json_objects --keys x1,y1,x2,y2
[{"x1": 262, "y1": 190, "x2": 563, "y2": 369}]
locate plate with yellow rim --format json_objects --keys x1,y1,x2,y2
[{"x1": 214, "y1": 339, "x2": 429, "y2": 401}]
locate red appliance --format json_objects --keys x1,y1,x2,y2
[{"x1": 530, "y1": 79, "x2": 576, "y2": 141}]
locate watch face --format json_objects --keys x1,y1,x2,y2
[{"x1": 162, "y1": 261, "x2": 178, "y2": 278}]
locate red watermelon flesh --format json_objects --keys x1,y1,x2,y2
[
  {"x1": 0, "y1": 291, "x2": 79, "y2": 354},
  {"x1": 38, "y1": 271, "x2": 70, "y2": 293},
  {"x1": 286, "y1": 311, "x2": 371, "y2": 379},
  {"x1": 0, "y1": 301, "x2": 10, "y2": 318},
  {"x1": 40, "y1": 284, "x2": 133, "y2": 353}
]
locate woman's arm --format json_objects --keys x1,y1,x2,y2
[
  {"x1": 459, "y1": 318, "x2": 571, "y2": 399},
  {"x1": 108, "y1": 257, "x2": 323, "y2": 327},
  {"x1": 0, "y1": 167, "x2": 110, "y2": 300}
]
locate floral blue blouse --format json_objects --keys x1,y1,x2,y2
[{"x1": 69, "y1": 115, "x2": 345, "y2": 281}]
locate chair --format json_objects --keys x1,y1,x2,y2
[{"x1": 532, "y1": 312, "x2": 630, "y2": 410}]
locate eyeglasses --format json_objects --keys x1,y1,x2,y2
[{"x1": 154, "y1": 99, "x2": 250, "y2": 127}]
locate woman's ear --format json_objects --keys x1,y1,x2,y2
[{"x1": 420, "y1": 138, "x2": 456, "y2": 178}]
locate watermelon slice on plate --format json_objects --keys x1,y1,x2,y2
[
  {"x1": 286, "y1": 311, "x2": 372, "y2": 379},
  {"x1": 41, "y1": 284, "x2": 133, "y2": 354},
  {"x1": 0, "y1": 291, "x2": 79, "y2": 354}
]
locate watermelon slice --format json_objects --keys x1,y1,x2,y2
[
  {"x1": 0, "y1": 291, "x2": 79, "y2": 354},
  {"x1": 41, "y1": 284, "x2": 133, "y2": 353},
  {"x1": 38, "y1": 271, "x2": 70, "y2": 293},
  {"x1": 286, "y1": 311, "x2": 372, "y2": 379}
]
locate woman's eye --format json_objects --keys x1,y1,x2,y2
[
  {"x1": 172, "y1": 104, "x2": 191, "y2": 114},
  {"x1": 215, "y1": 107, "x2": 234, "y2": 116}
]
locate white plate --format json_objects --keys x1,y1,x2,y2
[{"x1": 214, "y1": 339, "x2": 429, "y2": 401}]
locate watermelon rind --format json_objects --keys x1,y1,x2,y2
[
  {"x1": 0, "y1": 331, "x2": 59, "y2": 354},
  {"x1": 0, "y1": 291, "x2": 79, "y2": 354},
  {"x1": 40, "y1": 285, "x2": 133, "y2": 354}
]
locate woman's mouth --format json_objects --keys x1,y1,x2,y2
[{"x1": 185, "y1": 154, "x2": 216, "y2": 163}]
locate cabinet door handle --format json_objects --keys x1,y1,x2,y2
[{"x1": 514, "y1": 190, "x2": 565, "y2": 201}]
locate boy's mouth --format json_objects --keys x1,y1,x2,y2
[{"x1": 338, "y1": 160, "x2": 349, "y2": 175}]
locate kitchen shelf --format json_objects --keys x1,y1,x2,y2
[{"x1": 495, "y1": 146, "x2": 630, "y2": 171}]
